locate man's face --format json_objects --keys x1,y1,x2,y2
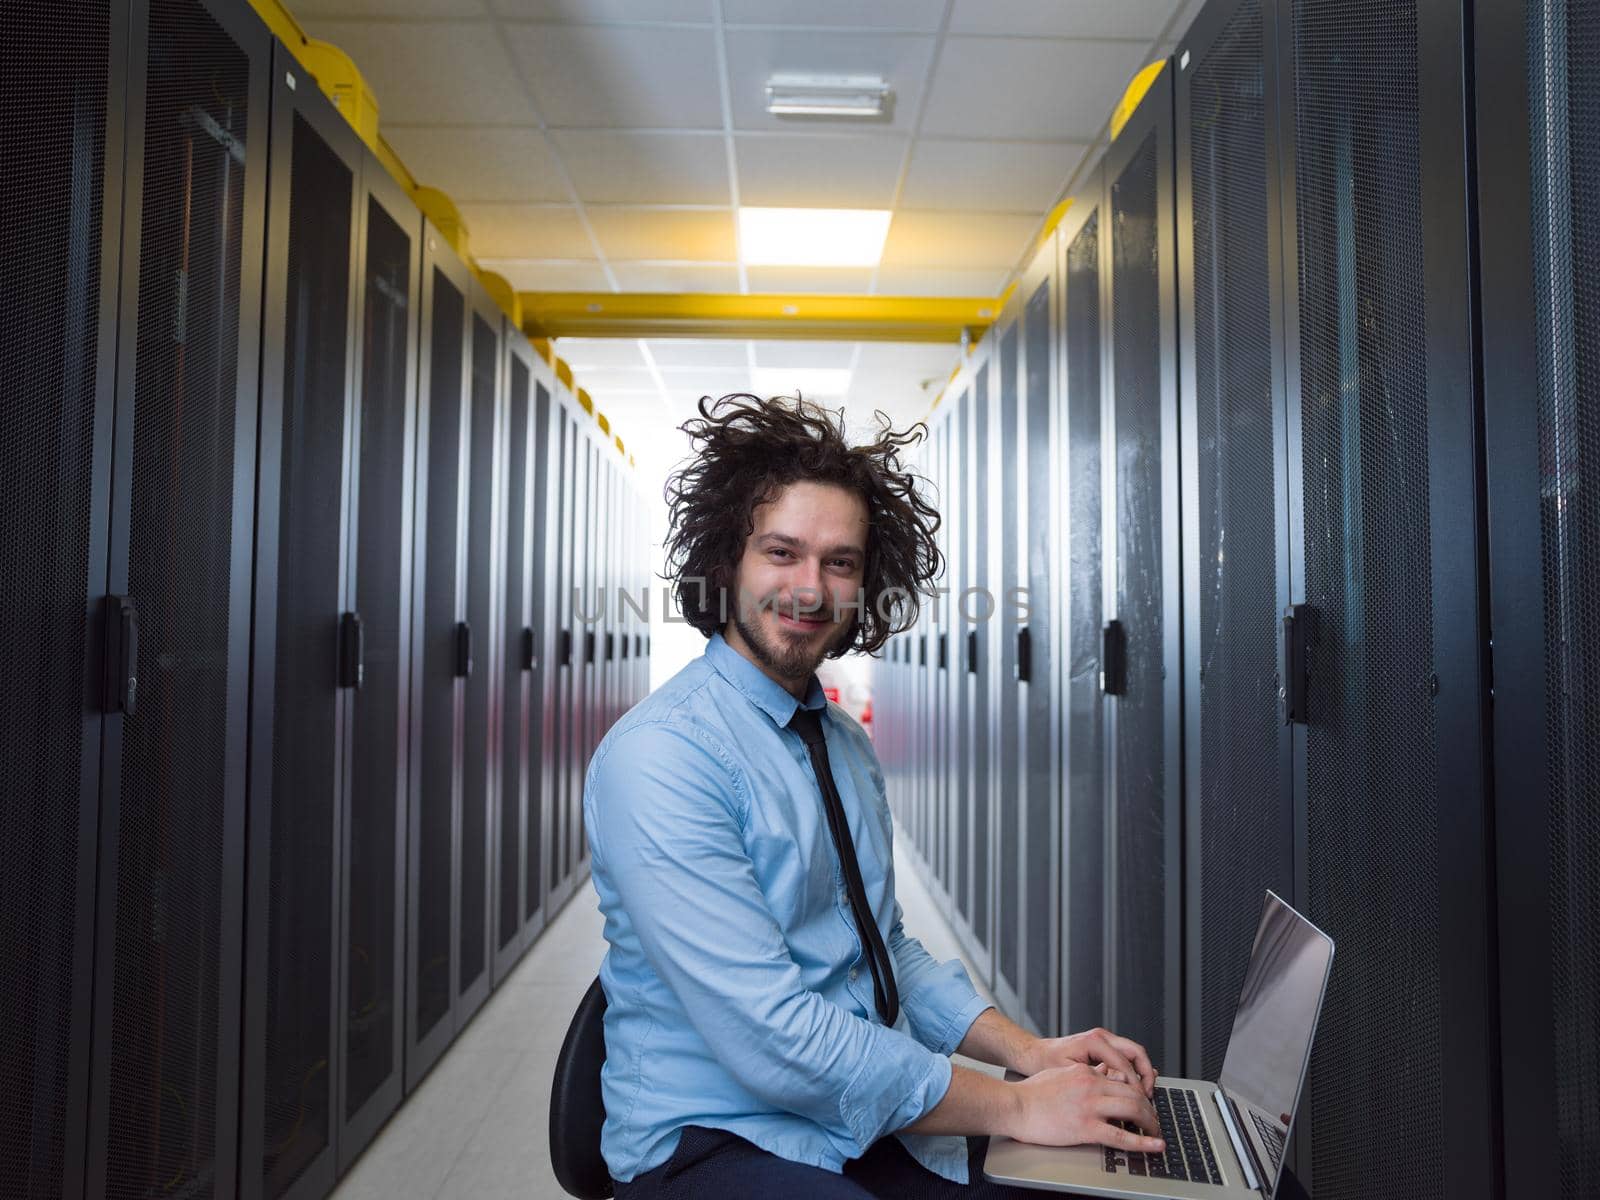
[{"x1": 722, "y1": 480, "x2": 868, "y2": 692}]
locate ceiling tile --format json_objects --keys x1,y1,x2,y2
[
  {"x1": 659, "y1": 368, "x2": 759, "y2": 403},
  {"x1": 899, "y1": 138, "x2": 1085, "y2": 213},
  {"x1": 587, "y1": 209, "x2": 737, "y2": 261},
  {"x1": 553, "y1": 131, "x2": 731, "y2": 204},
  {"x1": 382, "y1": 126, "x2": 568, "y2": 203},
  {"x1": 879, "y1": 210, "x2": 1039, "y2": 270},
  {"x1": 489, "y1": 0, "x2": 713, "y2": 19},
  {"x1": 873, "y1": 265, "x2": 1010, "y2": 296},
  {"x1": 506, "y1": 24, "x2": 722, "y2": 127},
  {"x1": 854, "y1": 342, "x2": 962, "y2": 374},
  {"x1": 733, "y1": 133, "x2": 905, "y2": 207},
  {"x1": 744, "y1": 266, "x2": 876, "y2": 293},
  {"x1": 723, "y1": 30, "x2": 936, "y2": 133},
  {"x1": 564, "y1": 366, "x2": 660, "y2": 391},
  {"x1": 553, "y1": 338, "x2": 648, "y2": 368},
  {"x1": 300, "y1": 21, "x2": 536, "y2": 125},
  {"x1": 612, "y1": 263, "x2": 744, "y2": 291},
  {"x1": 751, "y1": 340, "x2": 855, "y2": 369},
  {"x1": 645, "y1": 339, "x2": 752, "y2": 369},
  {"x1": 949, "y1": 0, "x2": 1181, "y2": 40},
  {"x1": 296, "y1": 0, "x2": 488, "y2": 16},
  {"x1": 457, "y1": 204, "x2": 591, "y2": 257},
  {"x1": 723, "y1": 0, "x2": 944, "y2": 30},
  {"x1": 920, "y1": 36, "x2": 1150, "y2": 140},
  {"x1": 480, "y1": 259, "x2": 611, "y2": 290}
]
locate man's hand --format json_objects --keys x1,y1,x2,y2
[
  {"x1": 1006, "y1": 1063, "x2": 1165, "y2": 1153},
  {"x1": 1016, "y1": 1027, "x2": 1158, "y2": 1097}
]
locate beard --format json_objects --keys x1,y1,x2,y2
[{"x1": 732, "y1": 599, "x2": 845, "y2": 683}]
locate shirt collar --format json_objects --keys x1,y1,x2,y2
[{"x1": 705, "y1": 629, "x2": 827, "y2": 728}]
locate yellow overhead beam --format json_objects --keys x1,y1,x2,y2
[{"x1": 520, "y1": 293, "x2": 1000, "y2": 344}]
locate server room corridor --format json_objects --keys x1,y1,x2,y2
[
  {"x1": 7, "y1": 0, "x2": 1598, "y2": 1198},
  {"x1": 328, "y1": 847, "x2": 999, "y2": 1200}
]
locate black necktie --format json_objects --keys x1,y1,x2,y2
[{"x1": 787, "y1": 706, "x2": 899, "y2": 1028}]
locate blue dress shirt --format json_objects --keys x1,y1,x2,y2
[{"x1": 583, "y1": 630, "x2": 994, "y2": 1184}]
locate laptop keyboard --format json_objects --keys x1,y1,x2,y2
[
  {"x1": 1250, "y1": 1110, "x2": 1286, "y2": 1174},
  {"x1": 1104, "y1": 1086, "x2": 1223, "y2": 1186}
]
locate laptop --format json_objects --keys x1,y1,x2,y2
[{"x1": 983, "y1": 891, "x2": 1334, "y2": 1199}]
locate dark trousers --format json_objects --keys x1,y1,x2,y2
[{"x1": 613, "y1": 1125, "x2": 1050, "y2": 1199}]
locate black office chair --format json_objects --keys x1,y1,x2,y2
[{"x1": 550, "y1": 976, "x2": 614, "y2": 1199}]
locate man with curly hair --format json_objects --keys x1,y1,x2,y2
[{"x1": 583, "y1": 394, "x2": 1163, "y2": 1197}]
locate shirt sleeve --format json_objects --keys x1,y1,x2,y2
[
  {"x1": 885, "y1": 897, "x2": 993, "y2": 1056},
  {"x1": 584, "y1": 719, "x2": 954, "y2": 1155}
]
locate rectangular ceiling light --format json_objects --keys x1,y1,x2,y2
[
  {"x1": 751, "y1": 367, "x2": 852, "y2": 400},
  {"x1": 739, "y1": 207, "x2": 892, "y2": 268},
  {"x1": 765, "y1": 73, "x2": 891, "y2": 118}
]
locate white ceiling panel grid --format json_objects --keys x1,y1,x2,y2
[
  {"x1": 382, "y1": 126, "x2": 571, "y2": 203},
  {"x1": 552, "y1": 130, "x2": 732, "y2": 205},
  {"x1": 506, "y1": 23, "x2": 724, "y2": 128},
  {"x1": 733, "y1": 133, "x2": 907, "y2": 208},
  {"x1": 948, "y1": 0, "x2": 1179, "y2": 41},
  {"x1": 586, "y1": 208, "x2": 738, "y2": 261},
  {"x1": 899, "y1": 137, "x2": 1088, "y2": 213}
]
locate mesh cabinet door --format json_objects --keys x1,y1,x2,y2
[
  {"x1": 995, "y1": 321, "x2": 1024, "y2": 1014},
  {"x1": 457, "y1": 296, "x2": 501, "y2": 1023},
  {"x1": 1020, "y1": 247, "x2": 1062, "y2": 1036},
  {"x1": 1101, "y1": 65, "x2": 1182, "y2": 1074},
  {"x1": 240, "y1": 53, "x2": 360, "y2": 1200},
  {"x1": 1280, "y1": 0, "x2": 1494, "y2": 1192},
  {"x1": 339, "y1": 149, "x2": 419, "y2": 1170},
  {"x1": 406, "y1": 228, "x2": 472, "y2": 1090},
  {"x1": 1058, "y1": 179, "x2": 1108, "y2": 1038},
  {"x1": 495, "y1": 334, "x2": 536, "y2": 982},
  {"x1": 1174, "y1": 0, "x2": 1295, "y2": 1084},
  {"x1": 1478, "y1": 0, "x2": 1600, "y2": 1195},
  {"x1": 0, "y1": 3, "x2": 125, "y2": 1196},
  {"x1": 89, "y1": 0, "x2": 270, "y2": 1194},
  {"x1": 527, "y1": 379, "x2": 559, "y2": 926}
]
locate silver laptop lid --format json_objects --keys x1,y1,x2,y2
[{"x1": 1218, "y1": 891, "x2": 1335, "y2": 1196}]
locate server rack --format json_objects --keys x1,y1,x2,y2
[
  {"x1": 494, "y1": 329, "x2": 538, "y2": 983},
  {"x1": 1173, "y1": 0, "x2": 1295, "y2": 1084},
  {"x1": 457, "y1": 281, "x2": 503, "y2": 1028},
  {"x1": 550, "y1": 403, "x2": 579, "y2": 912},
  {"x1": 993, "y1": 308, "x2": 1024, "y2": 1018},
  {"x1": 1, "y1": 3, "x2": 127, "y2": 1196},
  {"x1": 527, "y1": 372, "x2": 561, "y2": 932},
  {"x1": 1056, "y1": 173, "x2": 1109, "y2": 1039},
  {"x1": 1476, "y1": 0, "x2": 1596, "y2": 1196},
  {"x1": 1099, "y1": 64, "x2": 1182, "y2": 1074},
  {"x1": 241, "y1": 45, "x2": 362, "y2": 1200},
  {"x1": 338, "y1": 140, "x2": 420, "y2": 1172},
  {"x1": 933, "y1": 417, "x2": 950, "y2": 897},
  {"x1": 1019, "y1": 239, "x2": 1063, "y2": 1037},
  {"x1": 1275, "y1": 0, "x2": 1496, "y2": 1190},
  {"x1": 405, "y1": 222, "x2": 473, "y2": 1091},
  {"x1": 85, "y1": 1, "x2": 270, "y2": 1195}
]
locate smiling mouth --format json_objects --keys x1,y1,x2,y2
[{"x1": 775, "y1": 611, "x2": 829, "y2": 631}]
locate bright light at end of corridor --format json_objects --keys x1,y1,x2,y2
[
  {"x1": 751, "y1": 368, "x2": 852, "y2": 400},
  {"x1": 738, "y1": 207, "x2": 891, "y2": 268}
]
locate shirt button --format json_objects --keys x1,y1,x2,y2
[{"x1": 849, "y1": 967, "x2": 859, "y2": 982}]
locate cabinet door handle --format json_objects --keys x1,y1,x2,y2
[
  {"x1": 455, "y1": 621, "x2": 473, "y2": 678},
  {"x1": 1100, "y1": 620, "x2": 1126, "y2": 696},
  {"x1": 967, "y1": 629, "x2": 978, "y2": 674},
  {"x1": 339, "y1": 611, "x2": 365, "y2": 689},
  {"x1": 1016, "y1": 625, "x2": 1032, "y2": 683},
  {"x1": 521, "y1": 626, "x2": 535, "y2": 672},
  {"x1": 1283, "y1": 604, "x2": 1319, "y2": 724},
  {"x1": 103, "y1": 595, "x2": 139, "y2": 715}
]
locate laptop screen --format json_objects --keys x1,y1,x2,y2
[{"x1": 1218, "y1": 892, "x2": 1335, "y2": 1187}]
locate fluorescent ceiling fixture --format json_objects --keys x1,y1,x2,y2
[
  {"x1": 738, "y1": 207, "x2": 891, "y2": 267},
  {"x1": 752, "y1": 367, "x2": 852, "y2": 400},
  {"x1": 765, "y1": 73, "x2": 891, "y2": 118}
]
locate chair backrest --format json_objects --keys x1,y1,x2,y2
[{"x1": 549, "y1": 976, "x2": 613, "y2": 1199}]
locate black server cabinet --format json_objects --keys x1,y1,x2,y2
[
  {"x1": 552, "y1": 405, "x2": 579, "y2": 909},
  {"x1": 93, "y1": 0, "x2": 270, "y2": 1189},
  {"x1": 1099, "y1": 65, "x2": 1182, "y2": 1073},
  {"x1": 458, "y1": 283, "x2": 502, "y2": 1027},
  {"x1": 933, "y1": 420, "x2": 948, "y2": 896},
  {"x1": 87, "y1": 0, "x2": 270, "y2": 1195},
  {"x1": 577, "y1": 432, "x2": 597, "y2": 870},
  {"x1": 339, "y1": 145, "x2": 419, "y2": 1171},
  {"x1": 1018, "y1": 243, "x2": 1062, "y2": 1036},
  {"x1": 494, "y1": 331, "x2": 538, "y2": 984},
  {"x1": 963, "y1": 358, "x2": 995, "y2": 982},
  {"x1": 527, "y1": 374, "x2": 560, "y2": 931},
  {"x1": 1276, "y1": 0, "x2": 1496, "y2": 1193},
  {"x1": 0, "y1": 2, "x2": 127, "y2": 1196},
  {"x1": 240, "y1": 47, "x2": 361, "y2": 1200},
  {"x1": 952, "y1": 383, "x2": 975, "y2": 954},
  {"x1": 1173, "y1": 0, "x2": 1294, "y2": 1084},
  {"x1": 1057, "y1": 176, "x2": 1109, "y2": 1039},
  {"x1": 994, "y1": 317, "x2": 1024, "y2": 1015},
  {"x1": 405, "y1": 224, "x2": 472, "y2": 1090},
  {"x1": 1477, "y1": 0, "x2": 1598, "y2": 1196}
]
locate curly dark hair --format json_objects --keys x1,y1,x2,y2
[{"x1": 662, "y1": 393, "x2": 943, "y2": 658}]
